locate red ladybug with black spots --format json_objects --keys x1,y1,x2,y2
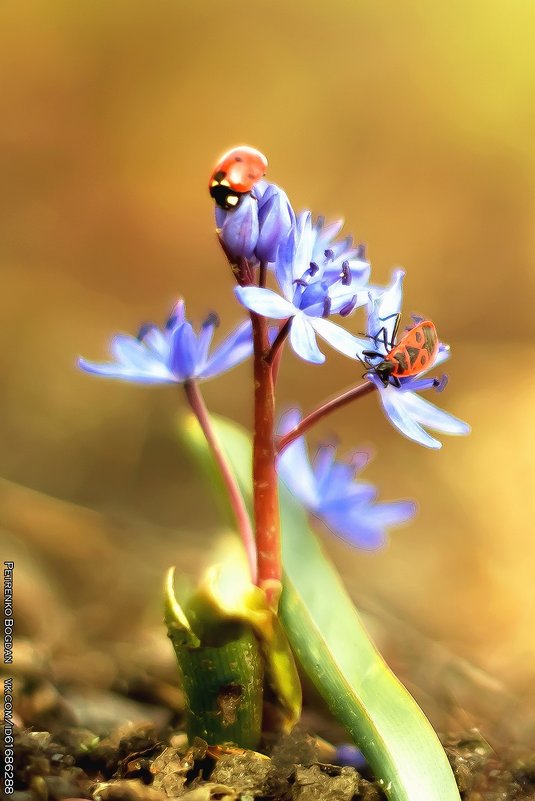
[{"x1": 209, "y1": 146, "x2": 268, "y2": 210}]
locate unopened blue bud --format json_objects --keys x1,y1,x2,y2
[
  {"x1": 255, "y1": 184, "x2": 294, "y2": 263},
  {"x1": 219, "y1": 194, "x2": 259, "y2": 262}
]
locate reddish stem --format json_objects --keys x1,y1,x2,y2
[
  {"x1": 276, "y1": 380, "x2": 376, "y2": 454},
  {"x1": 184, "y1": 380, "x2": 257, "y2": 583},
  {"x1": 250, "y1": 307, "x2": 282, "y2": 607}
]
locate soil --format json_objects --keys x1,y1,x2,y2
[{"x1": 7, "y1": 639, "x2": 535, "y2": 801}]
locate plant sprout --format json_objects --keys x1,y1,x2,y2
[{"x1": 79, "y1": 145, "x2": 469, "y2": 801}]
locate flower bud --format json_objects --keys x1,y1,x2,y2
[
  {"x1": 218, "y1": 193, "x2": 259, "y2": 262},
  {"x1": 216, "y1": 181, "x2": 295, "y2": 266},
  {"x1": 255, "y1": 183, "x2": 294, "y2": 263}
]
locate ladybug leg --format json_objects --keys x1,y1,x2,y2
[
  {"x1": 389, "y1": 375, "x2": 402, "y2": 389},
  {"x1": 362, "y1": 349, "x2": 384, "y2": 360},
  {"x1": 390, "y1": 313, "x2": 401, "y2": 346},
  {"x1": 356, "y1": 353, "x2": 379, "y2": 379},
  {"x1": 369, "y1": 325, "x2": 389, "y2": 350},
  {"x1": 356, "y1": 353, "x2": 373, "y2": 380},
  {"x1": 372, "y1": 313, "x2": 401, "y2": 350}
]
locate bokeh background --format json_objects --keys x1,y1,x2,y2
[{"x1": 1, "y1": 0, "x2": 534, "y2": 745}]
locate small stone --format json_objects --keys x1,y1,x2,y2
[
  {"x1": 151, "y1": 746, "x2": 198, "y2": 797},
  {"x1": 292, "y1": 764, "x2": 359, "y2": 801},
  {"x1": 179, "y1": 784, "x2": 237, "y2": 801},
  {"x1": 210, "y1": 752, "x2": 271, "y2": 796},
  {"x1": 92, "y1": 779, "x2": 167, "y2": 801}
]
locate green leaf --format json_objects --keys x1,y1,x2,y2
[{"x1": 180, "y1": 413, "x2": 461, "y2": 801}]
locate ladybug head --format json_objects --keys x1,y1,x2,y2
[{"x1": 209, "y1": 176, "x2": 244, "y2": 210}]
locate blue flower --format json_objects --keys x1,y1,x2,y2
[
  {"x1": 277, "y1": 409, "x2": 416, "y2": 549},
  {"x1": 235, "y1": 212, "x2": 371, "y2": 364},
  {"x1": 78, "y1": 300, "x2": 254, "y2": 384},
  {"x1": 216, "y1": 181, "x2": 294, "y2": 265},
  {"x1": 364, "y1": 270, "x2": 470, "y2": 448}
]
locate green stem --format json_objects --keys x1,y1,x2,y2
[
  {"x1": 184, "y1": 380, "x2": 257, "y2": 583},
  {"x1": 276, "y1": 380, "x2": 376, "y2": 454}
]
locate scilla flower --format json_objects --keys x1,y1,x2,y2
[
  {"x1": 78, "y1": 300, "x2": 254, "y2": 384},
  {"x1": 277, "y1": 409, "x2": 415, "y2": 549},
  {"x1": 236, "y1": 212, "x2": 370, "y2": 363},
  {"x1": 364, "y1": 271, "x2": 470, "y2": 448}
]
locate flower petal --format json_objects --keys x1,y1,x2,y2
[
  {"x1": 399, "y1": 392, "x2": 471, "y2": 436},
  {"x1": 166, "y1": 299, "x2": 186, "y2": 329},
  {"x1": 321, "y1": 510, "x2": 387, "y2": 550},
  {"x1": 111, "y1": 335, "x2": 154, "y2": 368},
  {"x1": 168, "y1": 322, "x2": 199, "y2": 381},
  {"x1": 328, "y1": 288, "x2": 369, "y2": 316},
  {"x1": 200, "y1": 320, "x2": 254, "y2": 379},
  {"x1": 325, "y1": 499, "x2": 415, "y2": 550},
  {"x1": 220, "y1": 194, "x2": 259, "y2": 261},
  {"x1": 77, "y1": 357, "x2": 173, "y2": 383},
  {"x1": 290, "y1": 314, "x2": 325, "y2": 364},
  {"x1": 138, "y1": 325, "x2": 169, "y2": 359},
  {"x1": 256, "y1": 184, "x2": 294, "y2": 263},
  {"x1": 311, "y1": 317, "x2": 370, "y2": 359},
  {"x1": 275, "y1": 213, "x2": 313, "y2": 298},
  {"x1": 312, "y1": 217, "x2": 344, "y2": 255},
  {"x1": 235, "y1": 286, "x2": 296, "y2": 319},
  {"x1": 312, "y1": 445, "x2": 336, "y2": 490},
  {"x1": 277, "y1": 410, "x2": 319, "y2": 509},
  {"x1": 196, "y1": 315, "x2": 218, "y2": 368},
  {"x1": 372, "y1": 377, "x2": 443, "y2": 448}
]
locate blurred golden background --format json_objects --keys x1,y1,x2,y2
[{"x1": 1, "y1": 0, "x2": 534, "y2": 744}]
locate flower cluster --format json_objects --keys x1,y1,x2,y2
[
  {"x1": 79, "y1": 159, "x2": 469, "y2": 553},
  {"x1": 221, "y1": 179, "x2": 469, "y2": 449},
  {"x1": 235, "y1": 212, "x2": 371, "y2": 363}
]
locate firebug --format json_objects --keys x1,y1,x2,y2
[{"x1": 361, "y1": 314, "x2": 439, "y2": 388}]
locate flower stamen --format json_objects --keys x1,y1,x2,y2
[
  {"x1": 339, "y1": 296, "x2": 358, "y2": 317},
  {"x1": 433, "y1": 374, "x2": 448, "y2": 392},
  {"x1": 203, "y1": 312, "x2": 220, "y2": 328}
]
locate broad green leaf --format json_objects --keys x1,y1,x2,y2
[{"x1": 181, "y1": 413, "x2": 461, "y2": 801}]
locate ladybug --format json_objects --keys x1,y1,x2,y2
[
  {"x1": 361, "y1": 313, "x2": 439, "y2": 388},
  {"x1": 209, "y1": 146, "x2": 268, "y2": 210}
]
